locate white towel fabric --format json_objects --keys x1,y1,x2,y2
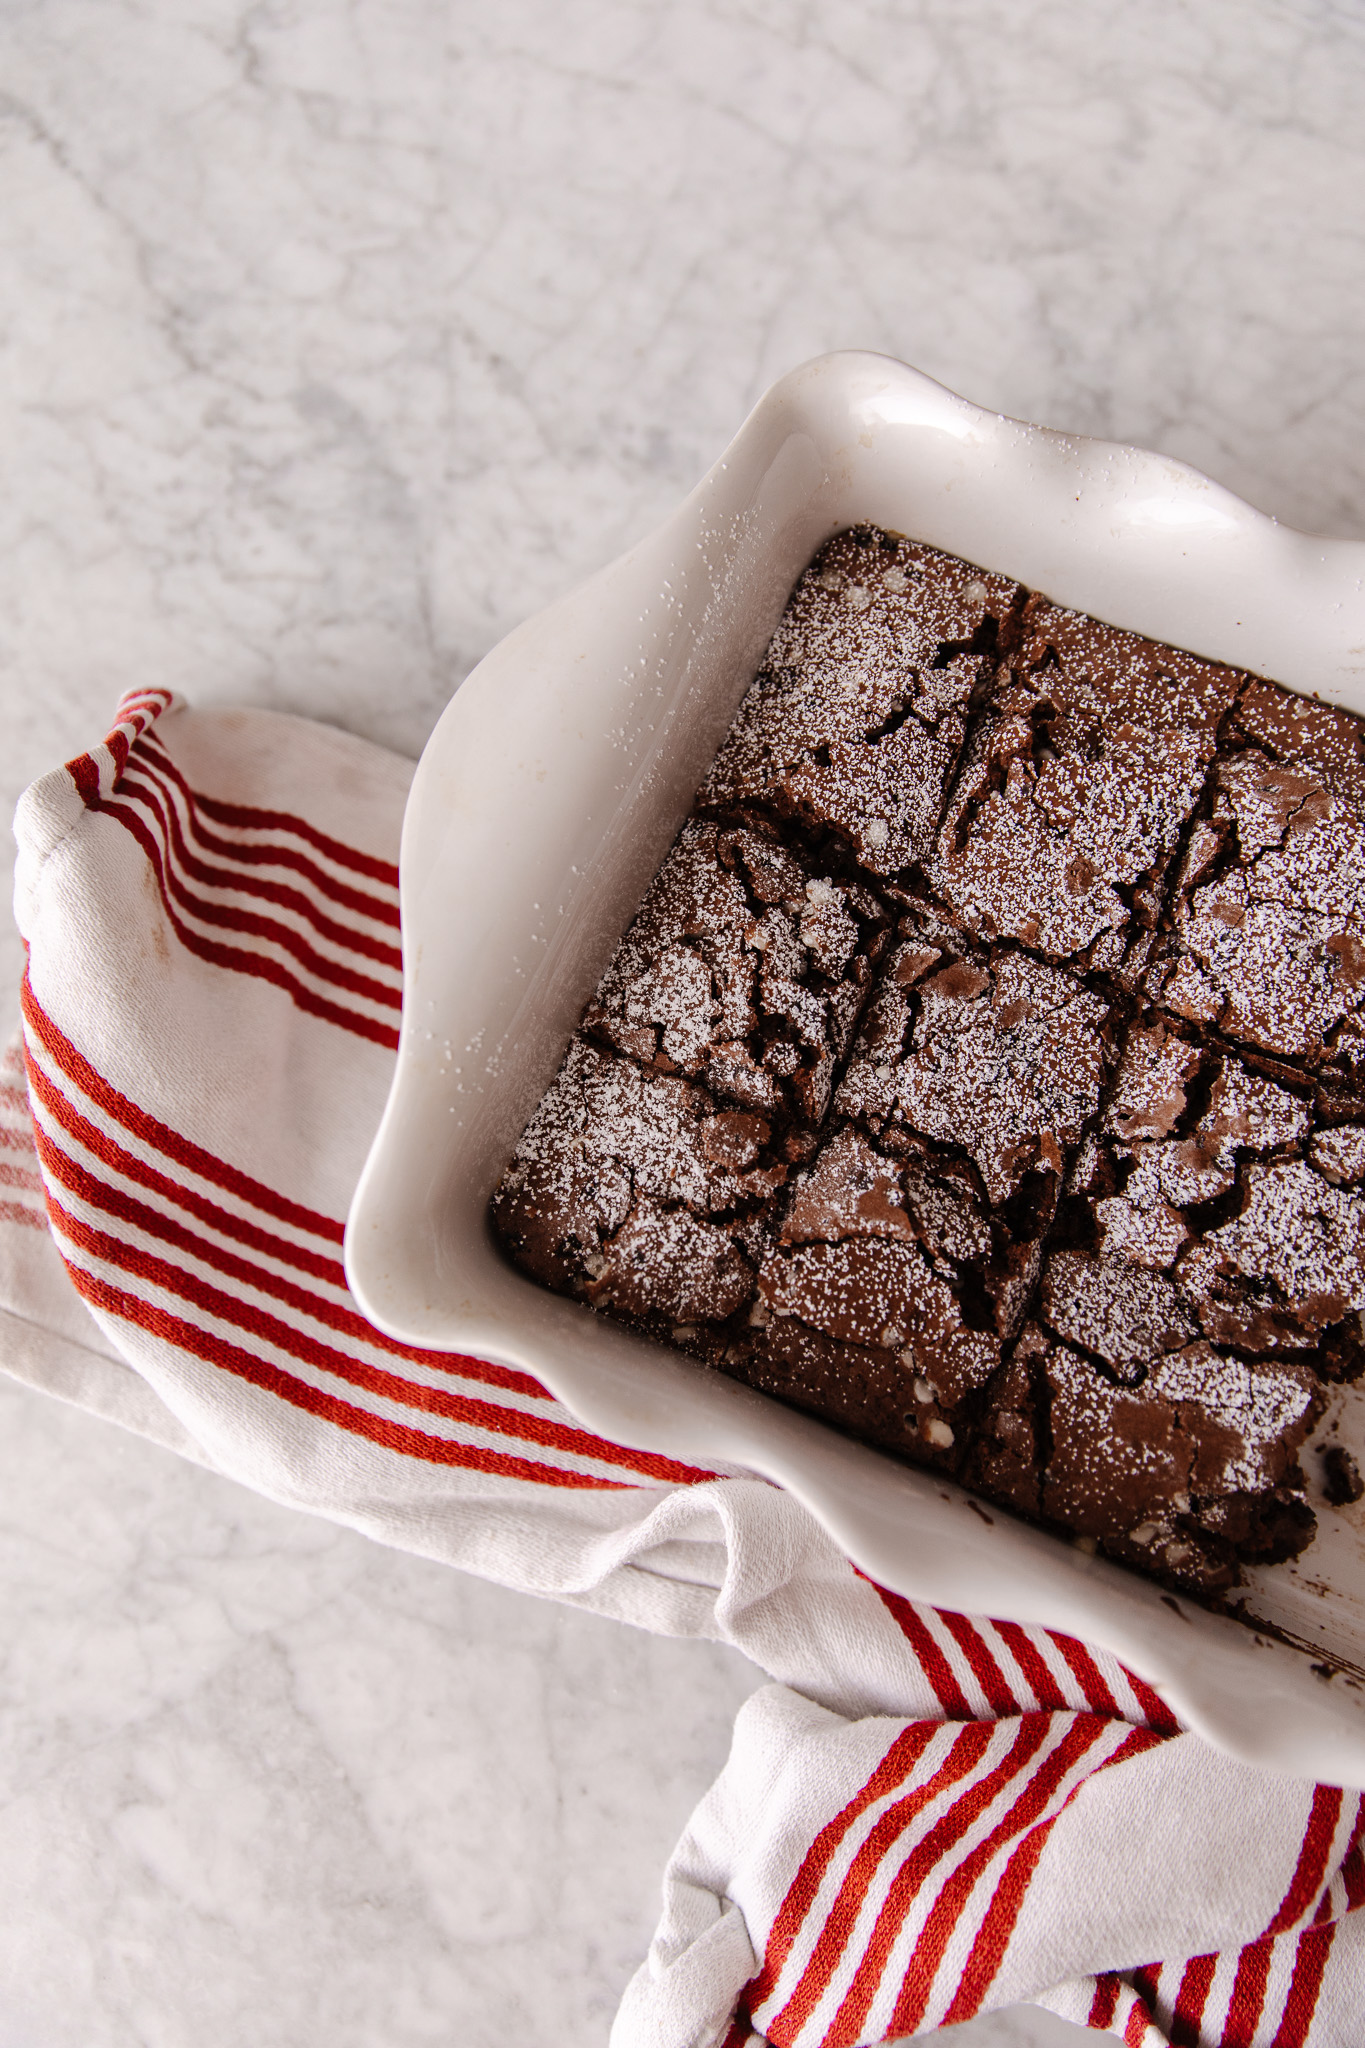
[{"x1": 5, "y1": 687, "x2": 1365, "y2": 2047}]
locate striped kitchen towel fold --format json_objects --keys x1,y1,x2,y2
[{"x1": 6, "y1": 687, "x2": 1364, "y2": 2046}]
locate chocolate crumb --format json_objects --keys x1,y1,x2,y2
[{"x1": 1322, "y1": 1445, "x2": 1364, "y2": 1506}]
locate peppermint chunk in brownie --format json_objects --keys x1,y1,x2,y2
[
  {"x1": 700, "y1": 530, "x2": 1020, "y2": 879},
  {"x1": 931, "y1": 600, "x2": 1242, "y2": 973},
  {"x1": 583, "y1": 814, "x2": 891, "y2": 1129},
  {"x1": 1152, "y1": 680, "x2": 1365, "y2": 1077}
]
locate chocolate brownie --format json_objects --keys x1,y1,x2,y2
[
  {"x1": 722, "y1": 917, "x2": 1120, "y2": 1482},
  {"x1": 492, "y1": 527, "x2": 1365, "y2": 1598},
  {"x1": 699, "y1": 529, "x2": 1022, "y2": 880},
  {"x1": 974, "y1": 1324, "x2": 1321, "y2": 1586},
  {"x1": 931, "y1": 599, "x2": 1242, "y2": 978},
  {"x1": 580, "y1": 813, "x2": 891, "y2": 1128},
  {"x1": 964, "y1": 1024, "x2": 1350, "y2": 1584},
  {"x1": 1148, "y1": 680, "x2": 1365, "y2": 1081},
  {"x1": 491, "y1": 1037, "x2": 780, "y2": 1333}
]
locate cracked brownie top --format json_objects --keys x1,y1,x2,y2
[{"x1": 491, "y1": 526, "x2": 1365, "y2": 1598}]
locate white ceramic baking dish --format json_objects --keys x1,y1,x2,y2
[{"x1": 346, "y1": 351, "x2": 1365, "y2": 1786}]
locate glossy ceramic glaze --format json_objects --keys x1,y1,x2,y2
[{"x1": 347, "y1": 351, "x2": 1365, "y2": 1785}]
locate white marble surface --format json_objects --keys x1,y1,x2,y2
[
  {"x1": 5, "y1": 0, "x2": 1365, "y2": 2039},
  {"x1": 0, "y1": 1373, "x2": 1094, "y2": 2048},
  {"x1": 0, "y1": 1375, "x2": 758, "y2": 2047}
]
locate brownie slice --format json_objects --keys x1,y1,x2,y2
[
  {"x1": 834, "y1": 911, "x2": 1116, "y2": 1217},
  {"x1": 492, "y1": 802, "x2": 894, "y2": 1351},
  {"x1": 721, "y1": 914, "x2": 1117, "y2": 1472},
  {"x1": 1148, "y1": 679, "x2": 1365, "y2": 1081},
  {"x1": 729, "y1": 1126, "x2": 1002, "y2": 1472},
  {"x1": 973, "y1": 1324, "x2": 1322, "y2": 1592},
  {"x1": 490, "y1": 1038, "x2": 780, "y2": 1337},
  {"x1": 931, "y1": 600, "x2": 1243, "y2": 977},
  {"x1": 971, "y1": 1014, "x2": 1360, "y2": 1587},
  {"x1": 699, "y1": 529, "x2": 1021, "y2": 881},
  {"x1": 582, "y1": 813, "x2": 891, "y2": 1130}
]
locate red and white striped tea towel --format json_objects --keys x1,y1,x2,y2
[{"x1": 6, "y1": 688, "x2": 1365, "y2": 2047}]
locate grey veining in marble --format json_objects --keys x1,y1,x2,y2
[
  {"x1": 5, "y1": 3, "x2": 1365, "y2": 912},
  {"x1": 4, "y1": 1, "x2": 1365, "y2": 2039}
]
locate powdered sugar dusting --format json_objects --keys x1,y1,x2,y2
[
  {"x1": 493, "y1": 526, "x2": 1364, "y2": 1596},
  {"x1": 839, "y1": 932, "x2": 1111, "y2": 1206},
  {"x1": 931, "y1": 599, "x2": 1241, "y2": 966},
  {"x1": 1157, "y1": 748, "x2": 1365, "y2": 1071},
  {"x1": 701, "y1": 530, "x2": 1020, "y2": 877}
]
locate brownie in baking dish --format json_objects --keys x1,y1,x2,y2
[{"x1": 492, "y1": 525, "x2": 1365, "y2": 1595}]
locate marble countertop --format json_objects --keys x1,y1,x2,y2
[{"x1": 4, "y1": 0, "x2": 1365, "y2": 2039}]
